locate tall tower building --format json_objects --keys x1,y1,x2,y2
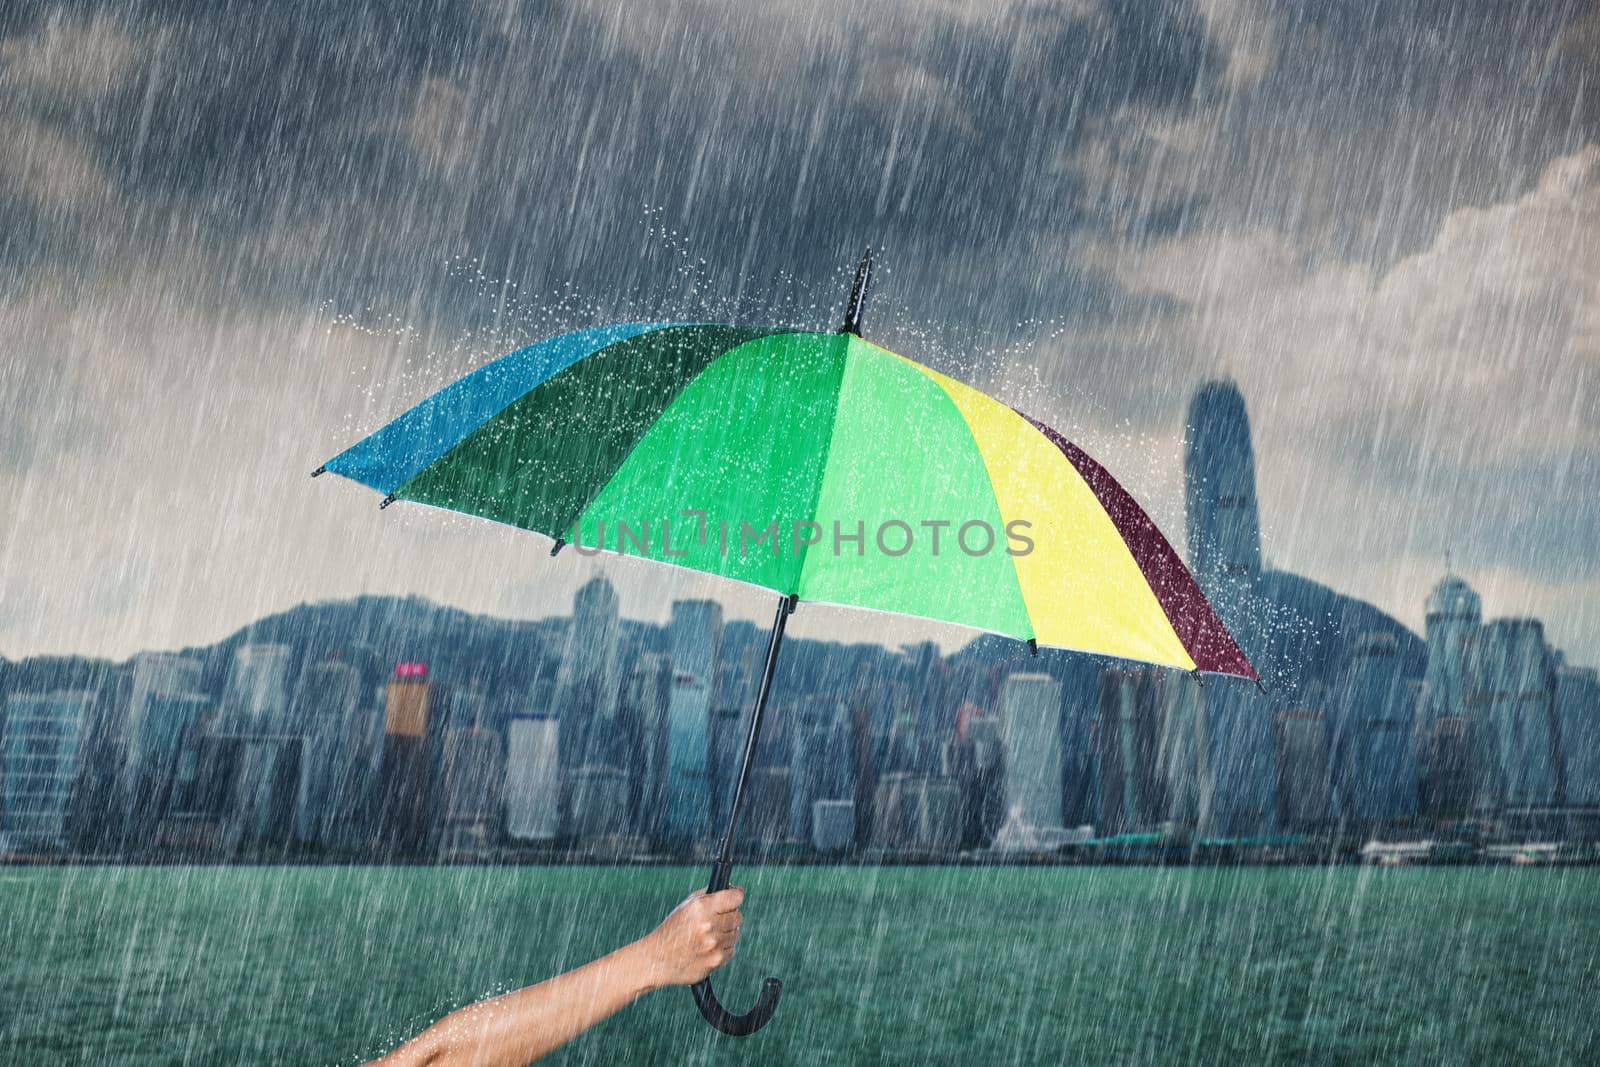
[
  {"x1": 222, "y1": 644, "x2": 293, "y2": 735},
  {"x1": 1555, "y1": 663, "x2": 1599, "y2": 806},
  {"x1": 1273, "y1": 710, "x2": 1331, "y2": 830},
  {"x1": 1, "y1": 691, "x2": 93, "y2": 852},
  {"x1": 623, "y1": 653, "x2": 673, "y2": 841},
  {"x1": 1200, "y1": 683, "x2": 1277, "y2": 836},
  {"x1": 659, "y1": 599, "x2": 723, "y2": 852},
  {"x1": 380, "y1": 662, "x2": 435, "y2": 857},
  {"x1": 129, "y1": 692, "x2": 211, "y2": 841},
  {"x1": 1331, "y1": 631, "x2": 1419, "y2": 824},
  {"x1": 122, "y1": 653, "x2": 204, "y2": 795},
  {"x1": 1094, "y1": 669, "x2": 1172, "y2": 834},
  {"x1": 669, "y1": 600, "x2": 723, "y2": 693},
  {"x1": 662, "y1": 673, "x2": 712, "y2": 852},
  {"x1": 1422, "y1": 575, "x2": 1482, "y2": 729},
  {"x1": 1000, "y1": 673, "x2": 1064, "y2": 833},
  {"x1": 557, "y1": 578, "x2": 623, "y2": 771},
  {"x1": 440, "y1": 726, "x2": 504, "y2": 858},
  {"x1": 505, "y1": 713, "x2": 561, "y2": 842},
  {"x1": 291, "y1": 656, "x2": 364, "y2": 845},
  {"x1": 1464, "y1": 619, "x2": 1561, "y2": 809},
  {"x1": 708, "y1": 705, "x2": 745, "y2": 836},
  {"x1": 1183, "y1": 380, "x2": 1263, "y2": 588},
  {"x1": 790, "y1": 700, "x2": 846, "y2": 844}
]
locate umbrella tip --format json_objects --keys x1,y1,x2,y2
[
  {"x1": 550, "y1": 537, "x2": 566, "y2": 557},
  {"x1": 1190, "y1": 668, "x2": 1207, "y2": 689},
  {"x1": 379, "y1": 493, "x2": 397, "y2": 510},
  {"x1": 1026, "y1": 637, "x2": 1038, "y2": 657},
  {"x1": 839, "y1": 247, "x2": 873, "y2": 336},
  {"x1": 310, "y1": 465, "x2": 326, "y2": 478},
  {"x1": 1254, "y1": 677, "x2": 1269, "y2": 696}
]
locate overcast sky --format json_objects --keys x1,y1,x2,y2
[{"x1": 1, "y1": 0, "x2": 1596, "y2": 665}]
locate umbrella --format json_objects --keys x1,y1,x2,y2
[{"x1": 313, "y1": 251, "x2": 1257, "y2": 1036}]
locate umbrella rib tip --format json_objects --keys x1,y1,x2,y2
[
  {"x1": 379, "y1": 493, "x2": 397, "y2": 510},
  {"x1": 310, "y1": 465, "x2": 326, "y2": 478}
]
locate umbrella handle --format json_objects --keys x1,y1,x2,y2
[
  {"x1": 691, "y1": 974, "x2": 782, "y2": 1037},
  {"x1": 689, "y1": 858, "x2": 782, "y2": 1036}
]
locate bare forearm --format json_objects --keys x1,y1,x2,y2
[
  {"x1": 373, "y1": 940, "x2": 660, "y2": 1067},
  {"x1": 368, "y1": 887, "x2": 742, "y2": 1067}
]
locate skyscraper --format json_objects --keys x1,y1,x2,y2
[
  {"x1": 962, "y1": 713, "x2": 1007, "y2": 844},
  {"x1": 789, "y1": 700, "x2": 841, "y2": 844},
  {"x1": 1156, "y1": 670, "x2": 1205, "y2": 830},
  {"x1": 380, "y1": 662, "x2": 435, "y2": 857},
  {"x1": 669, "y1": 599, "x2": 723, "y2": 693},
  {"x1": 1464, "y1": 619, "x2": 1562, "y2": 809},
  {"x1": 291, "y1": 657, "x2": 364, "y2": 846},
  {"x1": 1, "y1": 692, "x2": 92, "y2": 852},
  {"x1": 129, "y1": 692, "x2": 211, "y2": 840},
  {"x1": 505, "y1": 714, "x2": 560, "y2": 842},
  {"x1": 623, "y1": 653, "x2": 673, "y2": 841},
  {"x1": 557, "y1": 578, "x2": 623, "y2": 770},
  {"x1": 661, "y1": 599, "x2": 723, "y2": 852},
  {"x1": 122, "y1": 652, "x2": 204, "y2": 803},
  {"x1": 1555, "y1": 662, "x2": 1599, "y2": 806},
  {"x1": 1425, "y1": 716, "x2": 1475, "y2": 818},
  {"x1": 662, "y1": 674, "x2": 712, "y2": 852},
  {"x1": 745, "y1": 765, "x2": 793, "y2": 847},
  {"x1": 566, "y1": 764, "x2": 632, "y2": 842},
  {"x1": 1183, "y1": 379, "x2": 1263, "y2": 587},
  {"x1": 1181, "y1": 378, "x2": 1275, "y2": 835},
  {"x1": 228, "y1": 737, "x2": 302, "y2": 852},
  {"x1": 1094, "y1": 669, "x2": 1170, "y2": 834},
  {"x1": 1000, "y1": 673, "x2": 1064, "y2": 833},
  {"x1": 1422, "y1": 575, "x2": 1482, "y2": 730},
  {"x1": 440, "y1": 726, "x2": 504, "y2": 857},
  {"x1": 708, "y1": 705, "x2": 744, "y2": 836},
  {"x1": 221, "y1": 643, "x2": 293, "y2": 734},
  {"x1": 1199, "y1": 683, "x2": 1277, "y2": 836},
  {"x1": 1273, "y1": 710, "x2": 1331, "y2": 830},
  {"x1": 1330, "y1": 631, "x2": 1419, "y2": 824}
]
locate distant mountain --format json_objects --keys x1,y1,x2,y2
[
  {"x1": 0, "y1": 595, "x2": 908, "y2": 724},
  {"x1": 0, "y1": 566, "x2": 1425, "y2": 727},
  {"x1": 1252, "y1": 569, "x2": 1426, "y2": 697},
  {"x1": 177, "y1": 594, "x2": 564, "y2": 713},
  {"x1": 949, "y1": 566, "x2": 1426, "y2": 708}
]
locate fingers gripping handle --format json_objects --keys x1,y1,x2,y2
[{"x1": 691, "y1": 859, "x2": 781, "y2": 1036}]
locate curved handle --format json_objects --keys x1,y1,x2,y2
[
  {"x1": 690, "y1": 858, "x2": 781, "y2": 1036},
  {"x1": 691, "y1": 974, "x2": 782, "y2": 1036}
]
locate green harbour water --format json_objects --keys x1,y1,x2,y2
[{"x1": 1, "y1": 864, "x2": 1595, "y2": 1065}]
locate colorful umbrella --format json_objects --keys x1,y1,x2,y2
[{"x1": 314, "y1": 252, "x2": 1256, "y2": 1035}]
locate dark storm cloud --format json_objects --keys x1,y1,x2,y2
[
  {"x1": 0, "y1": 0, "x2": 1232, "y2": 322},
  {"x1": 1191, "y1": 0, "x2": 1598, "y2": 260},
  {"x1": 4, "y1": 0, "x2": 1593, "y2": 320}
]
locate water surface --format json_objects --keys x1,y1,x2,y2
[{"x1": 1, "y1": 865, "x2": 1594, "y2": 1065}]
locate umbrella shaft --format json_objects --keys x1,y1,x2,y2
[{"x1": 708, "y1": 593, "x2": 795, "y2": 889}]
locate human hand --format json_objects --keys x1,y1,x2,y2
[{"x1": 636, "y1": 887, "x2": 744, "y2": 989}]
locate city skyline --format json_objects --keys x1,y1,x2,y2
[
  {"x1": 5, "y1": 560, "x2": 1592, "y2": 861},
  {"x1": 5, "y1": 388, "x2": 1594, "y2": 862}
]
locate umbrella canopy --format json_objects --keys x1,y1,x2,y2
[
  {"x1": 320, "y1": 323, "x2": 1254, "y2": 680},
  {"x1": 317, "y1": 261, "x2": 1259, "y2": 1038}
]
